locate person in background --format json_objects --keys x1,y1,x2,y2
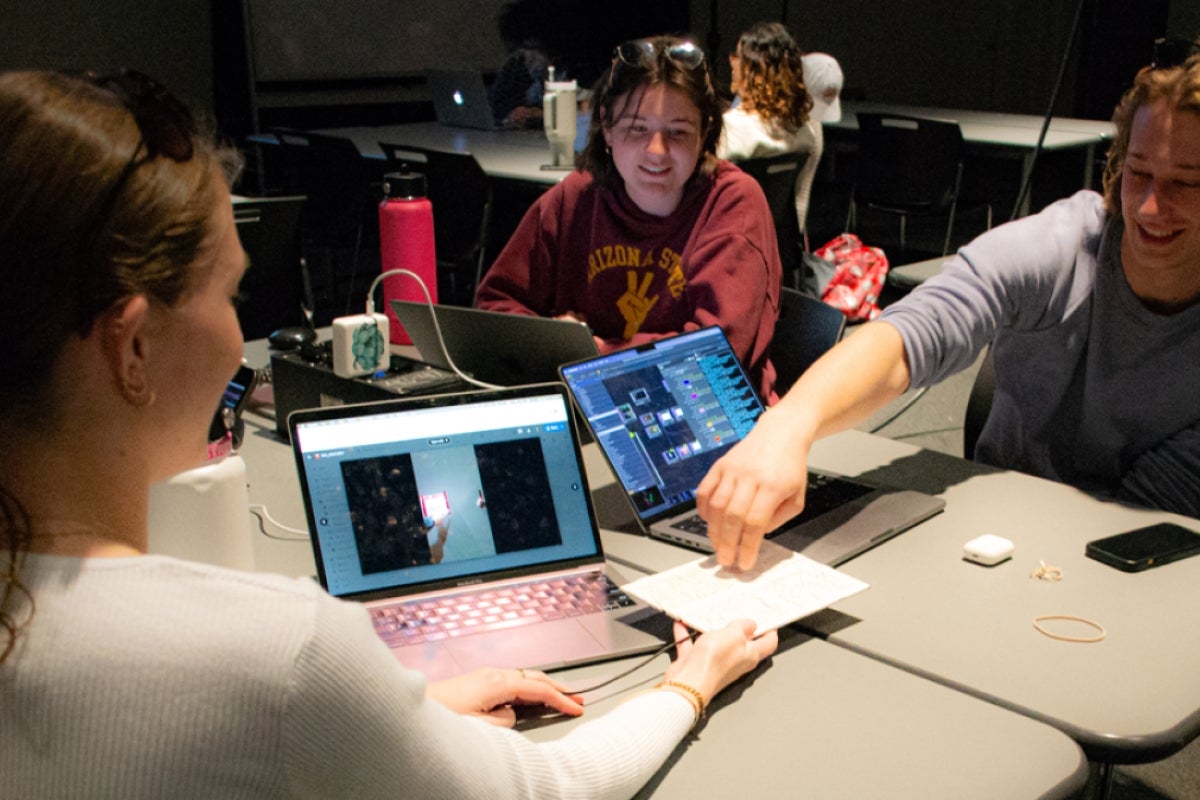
[
  {"x1": 717, "y1": 21, "x2": 822, "y2": 240},
  {"x1": 489, "y1": 0, "x2": 552, "y2": 128},
  {"x1": 0, "y1": 68, "x2": 777, "y2": 797},
  {"x1": 697, "y1": 38, "x2": 1200, "y2": 570},
  {"x1": 476, "y1": 35, "x2": 783, "y2": 402},
  {"x1": 800, "y1": 52, "x2": 843, "y2": 124}
]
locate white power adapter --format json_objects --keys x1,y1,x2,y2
[{"x1": 331, "y1": 313, "x2": 389, "y2": 378}]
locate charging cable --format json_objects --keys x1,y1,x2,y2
[
  {"x1": 366, "y1": 268, "x2": 505, "y2": 391},
  {"x1": 248, "y1": 504, "x2": 309, "y2": 541}
]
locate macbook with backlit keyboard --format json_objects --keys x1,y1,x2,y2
[{"x1": 288, "y1": 383, "x2": 664, "y2": 680}]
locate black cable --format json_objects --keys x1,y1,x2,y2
[
  {"x1": 1009, "y1": 0, "x2": 1088, "y2": 221},
  {"x1": 565, "y1": 630, "x2": 697, "y2": 694}
]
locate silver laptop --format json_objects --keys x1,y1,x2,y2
[
  {"x1": 558, "y1": 326, "x2": 945, "y2": 566},
  {"x1": 426, "y1": 68, "x2": 498, "y2": 130},
  {"x1": 390, "y1": 300, "x2": 600, "y2": 387},
  {"x1": 288, "y1": 383, "x2": 664, "y2": 680}
]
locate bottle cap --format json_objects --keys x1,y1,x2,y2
[{"x1": 382, "y1": 170, "x2": 427, "y2": 199}]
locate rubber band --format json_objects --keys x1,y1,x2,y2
[{"x1": 1032, "y1": 614, "x2": 1106, "y2": 643}]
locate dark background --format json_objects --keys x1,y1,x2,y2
[
  {"x1": 5, "y1": 0, "x2": 1198, "y2": 309},
  {"x1": 5, "y1": 0, "x2": 1198, "y2": 143}
]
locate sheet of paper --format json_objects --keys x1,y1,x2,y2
[{"x1": 622, "y1": 540, "x2": 868, "y2": 634}]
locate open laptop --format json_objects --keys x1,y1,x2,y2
[
  {"x1": 288, "y1": 383, "x2": 664, "y2": 680},
  {"x1": 558, "y1": 326, "x2": 945, "y2": 566},
  {"x1": 426, "y1": 68, "x2": 498, "y2": 130},
  {"x1": 390, "y1": 300, "x2": 600, "y2": 387}
]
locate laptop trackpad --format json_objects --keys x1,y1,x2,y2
[
  {"x1": 444, "y1": 619, "x2": 606, "y2": 674},
  {"x1": 391, "y1": 642, "x2": 469, "y2": 682}
]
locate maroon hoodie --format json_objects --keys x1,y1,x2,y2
[{"x1": 477, "y1": 160, "x2": 781, "y2": 402}]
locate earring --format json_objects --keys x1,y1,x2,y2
[{"x1": 120, "y1": 377, "x2": 157, "y2": 408}]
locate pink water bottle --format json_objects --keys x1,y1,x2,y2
[{"x1": 379, "y1": 170, "x2": 437, "y2": 345}]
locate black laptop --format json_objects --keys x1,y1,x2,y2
[
  {"x1": 558, "y1": 326, "x2": 945, "y2": 566},
  {"x1": 389, "y1": 300, "x2": 600, "y2": 387}
]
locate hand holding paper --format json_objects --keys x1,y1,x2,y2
[{"x1": 622, "y1": 540, "x2": 868, "y2": 634}]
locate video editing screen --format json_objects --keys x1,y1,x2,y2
[{"x1": 563, "y1": 328, "x2": 762, "y2": 521}]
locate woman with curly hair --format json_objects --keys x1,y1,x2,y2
[{"x1": 718, "y1": 21, "x2": 821, "y2": 237}]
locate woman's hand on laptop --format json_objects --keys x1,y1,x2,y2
[
  {"x1": 696, "y1": 408, "x2": 814, "y2": 571},
  {"x1": 426, "y1": 667, "x2": 585, "y2": 727}
]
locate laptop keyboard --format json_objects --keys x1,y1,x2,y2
[
  {"x1": 369, "y1": 573, "x2": 635, "y2": 647},
  {"x1": 671, "y1": 473, "x2": 875, "y2": 535}
]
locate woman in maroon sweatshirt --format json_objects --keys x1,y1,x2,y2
[{"x1": 476, "y1": 35, "x2": 781, "y2": 402}]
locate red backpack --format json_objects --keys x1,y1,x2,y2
[{"x1": 814, "y1": 233, "x2": 890, "y2": 321}]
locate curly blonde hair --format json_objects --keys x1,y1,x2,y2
[{"x1": 734, "y1": 22, "x2": 812, "y2": 133}]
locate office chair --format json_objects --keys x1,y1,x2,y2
[
  {"x1": 770, "y1": 286, "x2": 847, "y2": 396},
  {"x1": 961, "y1": 347, "x2": 996, "y2": 461},
  {"x1": 846, "y1": 113, "x2": 992, "y2": 262},
  {"x1": 737, "y1": 151, "x2": 809, "y2": 290},
  {"x1": 270, "y1": 128, "x2": 383, "y2": 322},
  {"x1": 232, "y1": 195, "x2": 309, "y2": 340},
  {"x1": 379, "y1": 142, "x2": 493, "y2": 307}
]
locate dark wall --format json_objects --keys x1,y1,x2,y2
[
  {"x1": 697, "y1": 0, "x2": 1182, "y2": 120},
  {"x1": 3, "y1": 1, "x2": 1195, "y2": 136},
  {"x1": 4, "y1": 0, "x2": 213, "y2": 115}
]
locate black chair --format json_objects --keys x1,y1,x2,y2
[
  {"x1": 738, "y1": 151, "x2": 809, "y2": 290},
  {"x1": 379, "y1": 142, "x2": 493, "y2": 307},
  {"x1": 846, "y1": 113, "x2": 992, "y2": 261},
  {"x1": 270, "y1": 128, "x2": 383, "y2": 321},
  {"x1": 962, "y1": 347, "x2": 996, "y2": 461},
  {"x1": 232, "y1": 195, "x2": 309, "y2": 340},
  {"x1": 770, "y1": 286, "x2": 847, "y2": 396}
]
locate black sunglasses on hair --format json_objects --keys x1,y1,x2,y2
[
  {"x1": 613, "y1": 39, "x2": 706, "y2": 71},
  {"x1": 88, "y1": 69, "x2": 196, "y2": 162},
  {"x1": 1151, "y1": 37, "x2": 1200, "y2": 70}
]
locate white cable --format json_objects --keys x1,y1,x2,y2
[
  {"x1": 366, "y1": 268, "x2": 505, "y2": 391},
  {"x1": 248, "y1": 504, "x2": 309, "y2": 540}
]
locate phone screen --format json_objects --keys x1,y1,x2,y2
[
  {"x1": 1085, "y1": 523, "x2": 1200, "y2": 572},
  {"x1": 208, "y1": 364, "x2": 258, "y2": 443}
]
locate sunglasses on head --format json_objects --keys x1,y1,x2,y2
[
  {"x1": 87, "y1": 69, "x2": 196, "y2": 162},
  {"x1": 613, "y1": 39, "x2": 706, "y2": 71},
  {"x1": 1151, "y1": 37, "x2": 1200, "y2": 70}
]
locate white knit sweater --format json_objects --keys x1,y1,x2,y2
[{"x1": 1, "y1": 553, "x2": 694, "y2": 799}]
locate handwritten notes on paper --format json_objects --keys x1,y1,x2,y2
[{"x1": 622, "y1": 540, "x2": 869, "y2": 634}]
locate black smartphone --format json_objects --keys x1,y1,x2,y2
[
  {"x1": 208, "y1": 363, "x2": 258, "y2": 445},
  {"x1": 1085, "y1": 523, "x2": 1200, "y2": 572}
]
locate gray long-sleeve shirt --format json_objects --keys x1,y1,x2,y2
[{"x1": 882, "y1": 190, "x2": 1200, "y2": 516}]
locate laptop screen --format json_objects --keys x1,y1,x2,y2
[
  {"x1": 290, "y1": 386, "x2": 603, "y2": 599},
  {"x1": 559, "y1": 327, "x2": 765, "y2": 525}
]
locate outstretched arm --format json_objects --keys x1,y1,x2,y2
[{"x1": 696, "y1": 321, "x2": 911, "y2": 570}]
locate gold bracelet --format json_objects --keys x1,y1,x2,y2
[{"x1": 656, "y1": 680, "x2": 706, "y2": 727}]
